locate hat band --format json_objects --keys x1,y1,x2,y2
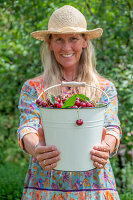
[{"x1": 48, "y1": 26, "x2": 87, "y2": 33}]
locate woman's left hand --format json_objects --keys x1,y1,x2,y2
[
  {"x1": 90, "y1": 142, "x2": 110, "y2": 169},
  {"x1": 90, "y1": 128, "x2": 110, "y2": 169}
]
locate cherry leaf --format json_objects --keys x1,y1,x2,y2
[
  {"x1": 77, "y1": 94, "x2": 90, "y2": 102},
  {"x1": 62, "y1": 94, "x2": 77, "y2": 108},
  {"x1": 49, "y1": 94, "x2": 55, "y2": 105}
]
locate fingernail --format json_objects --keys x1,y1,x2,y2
[
  {"x1": 91, "y1": 149, "x2": 95, "y2": 154},
  {"x1": 52, "y1": 146, "x2": 56, "y2": 150}
]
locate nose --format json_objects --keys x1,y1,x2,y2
[{"x1": 62, "y1": 41, "x2": 71, "y2": 52}]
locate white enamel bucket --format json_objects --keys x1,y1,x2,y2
[{"x1": 38, "y1": 82, "x2": 109, "y2": 171}]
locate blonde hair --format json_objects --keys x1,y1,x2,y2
[{"x1": 40, "y1": 35, "x2": 102, "y2": 100}]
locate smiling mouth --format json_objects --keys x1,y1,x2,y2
[{"x1": 61, "y1": 54, "x2": 74, "y2": 58}]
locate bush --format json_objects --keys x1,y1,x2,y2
[
  {"x1": 0, "y1": 162, "x2": 28, "y2": 200},
  {"x1": 120, "y1": 192, "x2": 133, "y2": 200}
]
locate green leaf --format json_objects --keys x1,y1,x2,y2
[
  {"x1": 77, "y1": 94, "x2": 90, "y2": 102},
  {"x1": 49, "y1": 94, "x2": 55, "y2": 105},
  {"x1": 62, "y1": 94, "x2": 77, "y2": 108}
]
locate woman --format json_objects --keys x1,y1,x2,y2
[{"x1": 17, "y1": 5, "x2": 122, "y2": 199}]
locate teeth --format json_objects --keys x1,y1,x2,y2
[{"x1": 62, "y1": 54, "x2": 73, "y2": 57}]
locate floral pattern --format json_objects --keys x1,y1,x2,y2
[{"x1": 17, "y1": 76, "x2": 121, "y2": 199}]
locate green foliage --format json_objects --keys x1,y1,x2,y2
[
  {"x1": 0, "y1": 0, "x2": 132, "y2": 198},
  {"x1": 0, "y1": 162, "x2": 28, "y2": 200}
]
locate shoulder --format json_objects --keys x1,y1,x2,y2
[
  {"x1": 97, "y1": 76, "x2": 117, "y2": 98},
  {"x1": 26, "y1": 76, "x2": 44, "y2": 87},
  {"x1": 21, "y1": 76, "x2": 45, "y2": 97},
  {"x1": 22, "y1": 76, "x2": 44, "y2": 90},
  {"x1": 98, "y1": 76, "x2": 116, "y2": 90}
]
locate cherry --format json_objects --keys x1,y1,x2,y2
[
  {"x1": 72, "y1": 105, "x2": 78, "y2": 108},
  {"x1": 57, "y1": 103, "x2": 63, "y2": 108},
  {"x1": 86, "y1": 101, "x2": 92, "y2": 107},
  {"x1": 75, "y1": 100, "x2": 80, "y2": 107},
  {"x1": 41, "y1": 101, "x2": 47, "y2": 107},
  {"x1": 80, "y1": 102, "x2": 86, "y2": 107},
  {"x1": 36, "y1": 99, "x2": 41, "y2": 105},
  {"x1": 62, "y1": 98, "x2": 67, "y2": 103},
  {"x1": 76, "y1": 119, "x2": 83, "y2": 126},
  {"x1": 76, "y1": 97, "x2": 80, "y2": 101},
  {"x1": 38, "y1": 100, "x2": 43, "y2": 106},
  {"x1": 57, "y1": 98, "x2": 61, "y2": 103},
  {"x1": 54, "y1": 101, "x2": 58, "y2": 107}
]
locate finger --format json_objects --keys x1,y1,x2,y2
[
  {"x1": 93, "y1": 162, "x2": 104, "y2": 169},
  {"x1": 91, "y1": 149, "x2": 109, "y2": 160},
  {"x1": 44, "y1": 163, "x2": 57, "y2": 171},
  {"x1": 40, "y1": 155, "x2": 61, "y2": 167},
  {"x1": 93, "y1": 144, "x2": 109, "y2": 153},
  {"x1": 101, "y1": 127, "x2": 106, "y2": 141},
  {"x1": 35, "y1": 145, "x2": 57, "y2": 154},
  {"x1": 37, "y1": 150, "x2": 61, "y2": 162},
  {"x1": 91, "y1": 155, "x2": 108, "y2": 166},
  {"x1": 39, "y1": 161, "x2": 58, "y2": 171},
  {"x1": 38, "y1": 127, "x2": 46, "y2": 145}
]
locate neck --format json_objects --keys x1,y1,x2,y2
[
  {"x1": 63, "y1": 69, "x2": 77, "y2": 82},
  {"x1": 62, "y1": 76, "x2": 77, "y2": 82}
]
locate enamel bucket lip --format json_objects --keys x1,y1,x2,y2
[{"x1": 38, "y1": 102, "x2": 109, "y2": 109}]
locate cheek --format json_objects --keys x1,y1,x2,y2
[
  {"x1": 74, "y1": 43, "x2": 84, "y2": 55},
  {"x1": 51, "y1": 45, "x2": 61, "y2": 56}
]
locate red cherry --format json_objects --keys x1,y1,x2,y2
[
  {"x1": 57, "y1": 103, "x2": 63, "y2": 108},
  {"x1": 80, "y1": 102, "x2": 86, "y2": 107},
  {"x1": 41, "y1": 101, "x2": 47, "y2": 107},
  {"x1": 72, "y1": 105, "x2": 78, "y2": 108},
  {"x1": 57, "y1": 98, "x2": 61, "y2": 103},
  {"x1": 76, "y1": 119, "x2": 83, "y2": 126},
  {"x1": 38, "y1": 100, "x2": 43, "y2": 106},
  {"x1": 62, "y1": 98, "x2": 67, "y2": 103},
  {"x1": 75, "y1": 100, "x2": 80, "y2": 107},
  {"x1": 76, "y1": 97, "x2": 80, "y2": 101},
  {"x1": 36, "y1": 99, "x2": 41, "y2": 105},
  {"x1": 86, "y1": 101, "x2": 92, "y2": 107},
  {"x1": 54, "y1": 101, "x2": 58, "y2": 107},
  {"x1": 92, "y1": 103, "x2": 96, "y2": 107}
]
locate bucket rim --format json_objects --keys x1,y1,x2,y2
[{"x1": 38, "y1": 102, "x2": 108, "y2": 109}]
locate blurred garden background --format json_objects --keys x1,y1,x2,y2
[{"x1": 0, "y1": 0, "x2": 133, "y2": 199}]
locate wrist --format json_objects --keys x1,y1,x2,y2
[
  {"x1": 104, "y1": 135, "x2": 116, "y2": 155},
  {"x1": 104, "y1": 141, "x2": 111, "y2": 155}
]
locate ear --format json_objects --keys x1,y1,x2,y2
[
  {"x1": 48, "y1": 38, "x2": 53, "y2": 51},
  {"x1": 82, "y1": 36, "x2": 88, "y2": 48}
]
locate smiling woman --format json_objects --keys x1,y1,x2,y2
[{"x1": 17, "y1": 5, "x2": 122, "y2": 200}]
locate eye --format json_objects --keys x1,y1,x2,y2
[
  {"x1": 56, "y1": 38, "x2": 63, "y2": 42},
  {"x1": 70, "y1": 37, "x2": 78, "y2": 41}
]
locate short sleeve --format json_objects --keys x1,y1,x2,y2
[{"x1": 17, "y1": 80, "x2": 40, "y2": 150}]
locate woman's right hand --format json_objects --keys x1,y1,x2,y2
[{"x1": 35, "y1": 127, "x2": 61, "y2": 170}]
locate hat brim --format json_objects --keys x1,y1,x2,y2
[{"x1": 30, "y1": 28, "x2": 103, "y2": 41}]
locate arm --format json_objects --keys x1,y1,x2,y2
[
  {"x1": 91, "y1": 81, "x2": 122, "y2": 168},
  {"x1": 17, "y1": 80, "x2": 61, "y2": 170},
  {"x1": 23, "y1": 133, "x2": 39, "y2": 158}
]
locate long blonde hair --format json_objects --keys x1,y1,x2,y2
[{"x1": 40, "y1": 35, "x2": 102, "y2": 100}]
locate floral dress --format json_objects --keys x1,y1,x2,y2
[{"x1": 17, "y1": 76, "x2": 122, "y2": 200}]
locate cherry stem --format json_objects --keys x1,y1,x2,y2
[{"x1": 77, "y1": 108, "x2": 80, "y2": 120}]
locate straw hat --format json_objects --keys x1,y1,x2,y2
[{"x1": 31, "y1": 5, "x2": 103, "y2": 41}]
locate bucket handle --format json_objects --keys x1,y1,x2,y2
[{"x1": 37, "y1": 81, "x2": 110, "y2": 104}]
